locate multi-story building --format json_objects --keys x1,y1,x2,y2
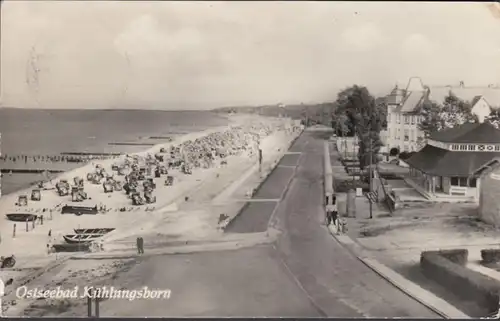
[
  {"x1": 382, "y1": 77, "x2": 500, "y2": 155},
  {"x1": 383, "y1": 77, "x2": 427, "y2": 154}
]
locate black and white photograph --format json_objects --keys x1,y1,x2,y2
[{"x1": 0, "y1": 0, "x2": 500, "y2": 318}]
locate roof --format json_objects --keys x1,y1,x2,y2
[
  {"x1": 396, "y1": 90, "x2": 426, "y2": 113},
  {"x1": 429, "y1": 122, "x2": 500, "y2": 144},
  {"x1": 427, "y1": 86, "x2": 500, "y2": 109},
  {"x1": 471, "y1": 95, "x2": 482, "y2": 107},
  {"x1": 405, "y1": 145, "x2": 500, "y2": 176}
]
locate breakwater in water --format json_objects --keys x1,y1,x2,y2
[{"x1": 0, "y1": 168, "x2": 65, "y2": 174}]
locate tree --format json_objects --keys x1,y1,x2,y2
[
  {"x1": 335, "y1": 85, "x2": 384, "y2": 169},
  {"x1": 486, "y1": 109, "x2": 500, "y2": 129},
  {"x1": 333, "y1": 113, "x2": 350, "y2": 136},
  {"x1": 419, "y1": 92, "x2": 476, "y2": 138},
  {"x1": 418, "y1": 100, "x2": 443, "y2": 137}
]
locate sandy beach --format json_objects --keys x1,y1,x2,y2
[{"x1": 0, "y1": 114, "x2": 302, "y2": 316}]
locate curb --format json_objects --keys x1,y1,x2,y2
[
  {"x1": 70, "y1": 232, "x2": 277, "y2": 260},
  {"x1": 327, "y1": 226, "x2": 470, "y2": 319},
  {"x1": 268, "y1": 136, "x2": 305, "y2": 230},
  {"x1": 226, "y1": 132, "x2": 303, "y2": 232}
]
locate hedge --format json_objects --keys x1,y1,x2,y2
[
  {"x1": 333, "y1": 179, "x2": 369, "y2": 193},
  {"x1": 420, "y1": 249, "x2": 500, "y2": 315},
  {"x1": 481, "y1": 249, "x2": 500, "y2": 264}
]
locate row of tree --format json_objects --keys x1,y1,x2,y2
[{"x1": 418, "y1": 93, "x2": 500, "y2": 139}]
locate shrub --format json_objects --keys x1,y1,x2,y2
[
  {"x1": 481, "y1": 249, "x2": 500, "y2": 264},
  {"x1": 420, "y1": 249, "x2": 500, "y2": 315},
  {"x1": 334, "y1": 179, "x2": 369, "y2": 193},
  {"x1": 399, "y1": 151, "x2": 410, "y2": 160}
]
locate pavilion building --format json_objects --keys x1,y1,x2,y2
[{"x1": 404, "y1": 121, "x2": 500, "y2": 202}]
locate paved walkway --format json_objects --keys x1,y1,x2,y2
[{"x1": 272, "y1": 131, "x2": 440, "y2": 318}]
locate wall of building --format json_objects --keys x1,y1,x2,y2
[
  {"x1": 442, "y1": 176, "x2": 451, "y2": 194},
  {"x1": 479, "y1": 167, "x2": 500, "y2": 227},
  {"x1": 471, "y1": 97, "x2": 492, "y2": 123},
  {"x1": 386, "y1": 105, "x2": 425, "y2": 153}
]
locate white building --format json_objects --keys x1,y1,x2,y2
[
  {"x1": 383, "y1": 77, "x2": 427, "y2": 154},
  {"x1": 382, "y1": 78, "x2": 500, "y2": 155}
]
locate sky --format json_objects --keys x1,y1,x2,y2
[{"x1": 1, "y1": 1, "x2": 500, "y2": 110}]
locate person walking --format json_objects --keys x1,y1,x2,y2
[
  {"x1": 136, "y1": 237, "x2": 144, "y2": 254},
  {"x1": 325, "y1": 204, "x2": 334, "y2": 226}
]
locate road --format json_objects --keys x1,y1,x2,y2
[{"x1": 98, "y1": 130, "x2": 440, "y2": 318}]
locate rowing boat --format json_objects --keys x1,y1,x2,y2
[
  {"x1": 6, "y1": 213, "x2": 37, "y2": 222},
  {"x1": 63, "y1": 234, "x2": 104, "y2": 244},
  {"x1": 74, "y1": 228, "x2": 115, "y2": 234}
]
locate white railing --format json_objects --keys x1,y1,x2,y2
[{"x1": 449, "y1": 186, "x2": 467, "y2": 196}]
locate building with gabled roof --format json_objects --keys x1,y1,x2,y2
[
  {"x1": 383, "y1": 77, "x2": 428, "y2": 155},
  {"x1": 381, "y1": 78, "x2": 500, "y2": 155},
  {"x1": 404, "y1": 121, "x2": 500, "y2": 202}
]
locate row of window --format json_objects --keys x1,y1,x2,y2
[
  {"x1": 395, "y1": 144, "x2": 415, "y2": 152},
  {"x1": 391, "y1": 128, "x2": 422, "y2": 142},
  {"x1": 450, "y1": 144, "x2": 500, "y2": 152},
  {"x1": 387, "y1": 113, "x2": 424, "y2": 125},
  {"x1": 450, "y1": 177, "x2": 477, "y2": 188}
]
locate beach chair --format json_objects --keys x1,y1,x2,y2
[
  {"x1": 165, "y1": 176, "x2": 174, "y2": 186},
  {"x1": 31, "y1": 189, "x2": 41, "y2": 201},
  {"x1": 113, "y1": 181, "x2": 123, "y2": 191},
  {"x1": 131, "y1": 192, "x2": 145, "y2": 205},
  {"x1": 103, "y1": 182, "x2": 113, "y2": 193},
  {"x1": 71, "y1": 187, "x2": 82, "y2": 202},
  {"x1": 18, "y1": 195, "x2": 28, "y2": 206},
  {"x1": 144, "y1": 191, "x2": 156, "y2": 204}
]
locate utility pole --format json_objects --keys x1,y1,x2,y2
[{"x1": 368, "y1": 106, "x2": 373, "y2": 219}]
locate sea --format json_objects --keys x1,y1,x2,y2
[{"x1": 0, "y1": 108, "x2": 230, "y2": 195}]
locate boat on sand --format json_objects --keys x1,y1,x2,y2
[
  {"x1": 63, "y1": 234, "x2": 104, "y2": 244},
  {"x1": 61, "y1": 204, "x2": 99, "y2": 215},
  {"x1": 52, "y1": 243, "x2": 91, "y2": 252},
  {"x1": 6, "y1": 213, "x2": 37, "y2": 222},
  {"x1": 74, "y1": 228, "x2": 115, "y2": 234}
]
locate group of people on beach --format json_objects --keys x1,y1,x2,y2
[{"x1": 159, "y1": 120, "x2": 301, "y2": 172}]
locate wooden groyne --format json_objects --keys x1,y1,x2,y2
[
  {"x1": 0, "y1": 168, "x2": 65, "y2": 174},
  {"x1": 107, "y1": 143, "x2": 156, "y2": 146},
  {"x1": 60, "y1": 152, "x2": 122, "y2": 156}
]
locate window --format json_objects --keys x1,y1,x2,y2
[
  {"x1": 451, "y1": 177, "x2": 468, "y2": 186},
  {"x1": 411, "y1": 115, "x2": 415, "y2": 124},
  {"x1": 397, "y1": 114, "x2": 401, "y2": 124},
  {"x1": 459, "y1": 145, "x2": 467, "y2": 151},
  {"x1": 387, "y1": 113, "x2": 391, "y2": 122},
  {"x1": 404, "y1": 129, "x2": 409, "y2": 141},
  {"x1": 404, "y1": 144, "x2": 410, "y2": 152},
  {"x1": 451, "y1": 144, "x2": 459, "y2": 150},
  {"x1": 404, "y1": 115, "x2": 409, "y2": 124},
  {"x1": 469, "y1": 178, "x2": 477, "y2": 188},
  {"x1": 468, "y1": 145, "x2": 475, "y2": 151},
  {"x1": 410, "y1": 129, "x2": 415, "y2": 141},
  {"x1": 396, "y1": 128, "x2": 400, "y2": 139}
]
